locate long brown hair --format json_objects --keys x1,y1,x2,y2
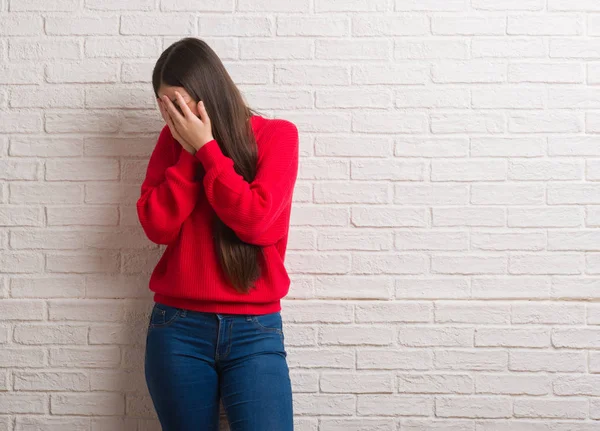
[{"x1": 152, "y1": 37, "x2": 263, "y2": 294}]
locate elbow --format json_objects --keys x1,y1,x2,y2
[{"x1": 136, "y1": 203, "x2": 178, "y2": 245}]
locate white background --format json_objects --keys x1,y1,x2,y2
[{"x1": 1, "y1": 0, "x2": 600, "y2": 429}]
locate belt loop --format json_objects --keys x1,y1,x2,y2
[{"x1": 180, "y1": 309, "x2": 187, "y2": 318}]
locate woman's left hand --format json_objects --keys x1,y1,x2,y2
[{"x1": 160, "y1": 91, "x2": 215, "y2": 153}]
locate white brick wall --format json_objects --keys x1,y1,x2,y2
[{"x1": 1, "y1": 0, "x2": 600, "y2": 429}]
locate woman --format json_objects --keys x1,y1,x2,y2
[{"x1": 137, "y1": 37, "x2": 298, "y2": 431}]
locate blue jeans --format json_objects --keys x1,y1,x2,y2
[{"x1": 144, "y1": 302, "x2": 294, "y2": 431}]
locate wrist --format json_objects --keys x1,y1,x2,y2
[{"x1": 195, "y1": 136, "x2": 215, "y2": 151}]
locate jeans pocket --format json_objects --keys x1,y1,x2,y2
[
  {"x1": 250, "y1": 311, "x2": 283, "y2": 335},
  {"x1": 149, "y1": 303, "x2": 181, "y2": 328}
]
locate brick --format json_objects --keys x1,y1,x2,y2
[
  {"x1": 513, "y1": 302, "x2": 585, "y2": 324},
  {"x1": 47, "y1": 206, "x2": 118, "y2": 226},
  {"x1": 398, "y1": 326, "x2": 473, "y2": 347},
  {"x1": 357, "y1": 395, "x2": 432, "y2": 416},
  {"x1": 85, "y1": 37, "x2": 160, "y2": 58},
  {"x1": 315, "y1": 135, "x2": 392, "y2": 157},
  {"x1": 276, "y1": 64, "x2": 349, "y2": 85},
  {"x1": 395, "y1": 0, "x2": 467, "y2": 10},
  {"x1": 0, "y1": 347, "x2": 44, "y2": 367},
  {"x1": 432, "y1": 61, "x2": 506, "y2": 83},
  {"x1": 49, "y1": 346, "x2": 120, "y2": 367},
  {"x1": 9, "y1": 38, "x2": 79, "y2": 60},
  {"x1": 475, "y1": 328, "x2": 550, "y2": 348},
  {"x1": 353, "y1": 15, "x2": 427, "y2": 36},
  {"x1": 471, "y1": 184, "x2": 545, "y2": 205},
  {"x1": 0, "y1": 14, "x2": 42, "y2": 35},
  {"x1": 509, "y1": 350, "x2": 585, "y2": 372},
  {"x1": 432, "y1": 160, "x2": 506, "y2": 181},
  {"x1": 0, "y1": 206, "x2": 42, "y2": 226},
  {"x1": 14, "y1": 371, "x2": 88, "y2": 391},
  {"x1": 431, "y1": 113, "x2": 505, "y2": 134},
  {"x1": 318, "y1": 39, "x2": 391, "y2": 60},
  {"x1": 551, "y1": 39, "x2": 600, "y2": 58},
  {"x1": 396, "y1": 184, "x2": 469, "y2": 205},
  {"x1": 396, "y1": 39, "x2": 469, "y2": 59},
  {"x1": 85, "y1": 0, "x2": 154, "y2": 10},
  {"x1": 315, "y1": 182, "x2": 388, "y2": 204},
  {"x1": 358, "y1": 349, "x2": 433, "y2": 370},
  {"x1": 294, "y1": 394, "x2": 355, "y2": 416},
  {"x1": 549, "y1": 0, "x2": 600, "y2": 10},
  {"x1": 316, "y1": 0, "x2": 389, "y2": 12},
  {"x1": 291, "y1": 205, "x2": 349, "y2": 227},
  {"x1": 553, "y1": 328, "x2": 600, "y2": 348},
  {"x1": 320, "y1": 373, "x2": 393, "y2": 394},
  {"x1": 436, "y1": 396, "x2": 511, "y2": 418},
  {"x1": 472, "y1": 88, "x2": 544, "y2": 109},
  {"x1": 241, "y1": 39, "x2": 312, "y2": 60},
  {"x1": 15, "y1": 417, "x2": 90, "y2": 431},
  {"x1": 0, "y1": 299, "x2": 44, "y2": 319},
  {"x1": 356, "y1": 302, "x2": 431, "y2": 322},
  {"x1": 549, "y1": 184, "x2": 600, "y2": 204},
  {"x1": 46, "y1": 15, "x2": 118, "y2": 35},
  {"x1": 396, "y1": 137, "x2": 468, "y2": 157},
  {"x1": 10, "y1": 136, "x2": 81, "y2": 158},
  {"x1": 320, "y1": 326, "x2": 394, "y2": 346},
  {"x1": 352, "y1": 112, "x2": 424, "y2": 133},
  {"x1": 121, "y1": 14, "x2": 195, "y2": 35},
  {"x1": 472, "y1": 231, "x2": 545, "y2": 251},
  {"x1": 14, "y1": 324, "x2": 87, "y2": 344},
  {"x1": 473, "y1": 0, "x2": 543, "y2": 9},
  {"x1": 476, "y1": 374, "x2": 550, "y2": 395},
  {"x1": 352, "y1": 253, "x2": 426, "y2": 274},
  {"x1": 46, "y1": 60, "x2": 119, "y2": 83},
  {"x1": 395, "y1": 88, "x2": 469, "y2": 108},
  {"x1": 509, "y1": 63, "x2": 583, "y2": 83},
  {"x1": 317, "y1": 89, "x2": 390, "y2": 109},
  {"x1": 317, "y1": 230, "x2": 391, "y2": 251},
  {"x1": 396, "y1": 231, "x2": 468, "y2": 251},
  {"x1": 0, "y1": 252, "x2": 43, "y2": 273},
  {"x1": 434, "y1": 350, "x2": 508, "y2": 371},
  {"x1": 238, "y1": 0, "x2": 307, "y2": 11},
  {"x1": 0, "y1": 112, "x2": 42, "y2": 133},
  {"x1": 51, "y1": 393, "x2": 124, "y2": 415},
  {"x1": 352, "y1": 64, "x2": 427, "y2": 84},
  {"x1": 508, "y1": 16, "x2": 582, "y2": 35},
  {"x1": 513, "y1": 398, "x2": 587, "y2": 419},
  {"x1": 10, "y1": 0, "x2": 78, "y2": 10},
  {"x1": 433, "y1": 208, "x2": 505, "y2": 227},
  {"x1": 314, "y1": 276, "x2": 390, "y2": 300},
  {"x1": 432, "y1": 16, "x2": 505, "y2": 35},
  {"x1": 554, "y1": 375, "x2": 600, "y2": 396},
  {"x1": 509, "y1": 111, "x2": 582, "y2": 133},
  {"x1": 0, "y1": 394, "x2": 46, "y2": 414},
  {"x1": 404, "y1": 277, "x2": 470, "y2": 299},
  {"x1": 280, "y1": 16, "x2": 348, "y2": 36},
  {"x1": 435, "y1": 302, "x2": 510, "y2": 324},
  {"x1": 287, "y1": 348, "x2": 354, "y2": 369},
  {"x1": 160, "y1": 0, "x2": 230, "y2": 11},
  {"x1": 398, "y1": 373, "x2": 473, "y2": 394}
]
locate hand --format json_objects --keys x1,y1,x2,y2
[
  {"x1": 160, "y1": 91, "x2": 215, "y2": 153},
  {"x1": 157, "y1": 98, "x2": 196, "y2": 154}
]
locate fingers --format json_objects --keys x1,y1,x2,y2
[
  {"x1": 197, "y1": 100, "x2": 210, "y2": 125},
  {"x1": 161, "y1": 94, "x2": 184, "y2": 125},
  {"x1": 174, "y1": 91, "x2": 194, "y2": 119}
]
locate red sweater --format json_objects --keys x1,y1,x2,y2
[{"x1": 136, "y1": 115, "x2": 299, "y2": 314}]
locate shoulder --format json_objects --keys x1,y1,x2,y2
[{"x1": 259, "y1": 117, "x2": 298, "y2": 144}]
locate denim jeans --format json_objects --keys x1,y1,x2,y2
[{"x1": 144, "y1": 302, "x2": 294, "y2": 431}]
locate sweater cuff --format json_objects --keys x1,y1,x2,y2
[
  {"x1": 173, "y1": 148, "x2": 201, "y2": 180},
  {"x1": 194, "y1": 139, "x2": 227, "y2": 171}
]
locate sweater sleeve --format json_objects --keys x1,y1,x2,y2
[
  {"x1": 136, "y1": 125, "x2": 202, "y2": 245},
  {"x1": 194, "y1": 120, "x2": 299, "y2": 246}
]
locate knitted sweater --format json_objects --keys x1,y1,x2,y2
[{"x1": 136, "y1": 115, "x2": 299, "y2": 314}]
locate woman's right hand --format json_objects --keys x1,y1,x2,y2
[{"x1": 157, "y1": 98, "x2": 196, "y2": 154}]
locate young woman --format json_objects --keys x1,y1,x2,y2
[{"x1": 136, "y1": 37, "x2": 298, "y2": 431}]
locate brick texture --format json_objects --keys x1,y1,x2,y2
[{"x1": 0, "y1": 1, "x2": 599, "y2": 429}]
